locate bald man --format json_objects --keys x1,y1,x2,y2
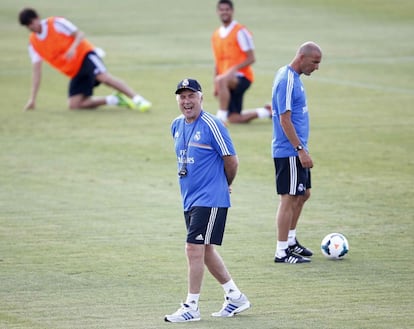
[{"x1": 271, "y1": 41, "x2": 322, "y2": 264}]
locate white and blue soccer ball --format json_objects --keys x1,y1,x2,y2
[{"x1": 321, "y1": 233, "x2": 349, "y2": 259}]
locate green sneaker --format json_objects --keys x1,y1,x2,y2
[{"x1": 115, "y1": 92, "x2": 136, "y2": 109}]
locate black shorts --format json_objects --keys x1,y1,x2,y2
[
  {"x1": 274, "y1": 157, "x2": 311, "y2": 195},
  {"x1": 184, "y1": 207, "x2": 228, "y2": 245},
  {"x1": 68, "y1": 51, "x2": 106, "y2": 97},
  {"x1": 228, "y1": 76, "x2": 251, "y2": 114}
]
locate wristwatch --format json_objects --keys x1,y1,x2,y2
[{"x1": 295, "y1": 145, "x2": 304, "y2": 152}]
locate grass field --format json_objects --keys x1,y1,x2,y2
[{"x1": 1, "y1": 0, "x2": 413, "y2": 328}]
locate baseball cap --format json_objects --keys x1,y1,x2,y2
[{"x1": 175, "y1": 78, "x2": 202, "y2": 94}]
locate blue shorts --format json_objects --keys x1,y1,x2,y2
[
  {"x1": 68, "y1": 51, "x2": 106, "y2": 97},
  {"x1": 228, "y1": 76, "x2": 251, "y2": 114},
  {"x1": 184, "y1": 207, "x2": 228, "y2": 245},
  {"x1": 274, "y1": 157, "x2": 311, "y2": 195}
]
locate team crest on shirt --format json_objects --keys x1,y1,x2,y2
[{"x1": 194, "y1": 131, "x2": 201, "y2": 141}]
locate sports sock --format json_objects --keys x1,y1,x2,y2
[
  {"x1": 185, "y1": 293, "x2": 200, "y2": 310},
  {"x1": 106, "y1": 95, "x2": 119, "y2": 105},
  {"x1": 222, "y1": 279, "x2": 241, "y2": 299},
  {"x1": 276, "y1": 240, "x2": 288, "y2": 258},
  {"x1": 256, "y1": 107, "x2": 271, "y2": 119},
  {"x1": 216, "y1": 109, "x2": 228, "y2": 122},
  {"x1": 288, "y1": 229, "x2": 297, "y2": 246}
]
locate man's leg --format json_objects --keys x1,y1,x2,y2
[
  {"x1": 290, "y1": 189, "x2": 311, "y2": 230},
  {"x1": 214, "y1": 73, "x2": 239, "y2": 112},
  {"x1": 276, "y1": 194, "x2": 296, "y2": 243},
  {"x1": 96, "y1": 72, "x2": 151, "y2": 111},
  {"x1": 96, "y1": 72, "x2": 137, "y2": 99},
  {"x1": 274, "y1": 194, "x2": 310, "y2": 263},
  {"x1": 164, "y1": 242, "x2": 204, "y2": 323},
  {"x1": 287, "y1": 189, "x2": 313, "y2": 257},
  {"x1": 205, "y1": 245, "x2": 251, "y2": 317},
  {"x1": 68, "y1": 94, "x2": 106, "y2": 109},
  {"x1": 204, "y1": 245, "x2": 231, "y2": 284},
  {"x1": 225, "y1": 77, "x2": 271, "y2": 124},
  {"x1": 186, "y1": 243, "x2": 205, "y2": 294}
]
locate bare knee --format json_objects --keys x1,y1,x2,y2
[
  {"x1": 69, "y1": 100, "x2": 91, "y2": 110},
  {"x1": 185, "y1": 243, "x2": 204, "y2": 260},
  {"x1": 215, "y1": 78, "x2": 227, "y2": 91},
  {"x1": 300, "y1": 190, "x2": 311, "y2": 204},
  {"x1": 68, "y1": 94, "x2": 86, "y2": 109},
  {"x1": 304, "y1": 189, "x2": 311, "y2": 201},
  {"x1": 68, "y1": 100, "x2": 81, "y2": 109}
]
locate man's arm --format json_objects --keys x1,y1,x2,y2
[
  {"x1": 233, "y1": 49, "x2": 255, "y2": 71},
  {"x1": 24, "y1": 60, "x2": 42, "y2": 111},
  {"x1": 64, "y1": 30, "x2": 85, "y2": 60},
  {"x1": 280, "y1": 111, "x2": 313, "y2": 168},
  {"x1": 223, "y1": 155, "x2": 239, "y2": 186},
  {"x1": 221, "y1": 49, "x2": 255, "y2": 79}
]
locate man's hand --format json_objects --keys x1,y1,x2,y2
[
  {"x1": 64, "y1": 48, "x2": 76, "y2": 60},
  {"x1": 298, "y1": 151, "x2": 313, "y2": 168},
  {"x1": 24, "y1": 99, "x2": 36, "y2": 111}
]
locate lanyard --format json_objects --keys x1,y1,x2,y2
[{"x1": 178, "y1": 116, "x2": 199, "y2": 177}]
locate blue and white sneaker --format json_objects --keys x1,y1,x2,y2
[
  {"x1": 211, "y1": 294, "x2": 251, "y2": 317},
  {"x1": 164, "y1": 303, "x2": 200, "y2": 322}
]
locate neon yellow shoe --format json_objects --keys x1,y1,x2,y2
[
  {"x1": 135, "y1": 99, "x2": 152, "y2": 112},
  {"x1": 115, "y1": 92, "x2": 136, "y2": 109}
]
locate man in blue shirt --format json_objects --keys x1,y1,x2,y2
[
  {"x1": 271, "y1": 42, "x2": 322, "y2": 264},
  {"x1": 165, "y1": 78, "x2": 250, "y2": 322}
]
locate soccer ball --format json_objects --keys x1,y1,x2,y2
[{"x1": 320, "y1": 233, "x2": 349, "y2": 259}]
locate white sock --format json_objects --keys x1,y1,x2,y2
[
  {"x1": 106, "y1": 95, "x2": 119, "y2": 106},
  {"x1": 288, "y1": 229, "x2": 297, "y2": 246},
  {"x1": 185, "y1": 293, "x2": 200, "y2": 310},
  {"x1": 216, "y1": 109, "x2": 228, "y2": 122},
  {"x1": 222, "y1": 279, "x2": 241, "y2": 299},
  {"x1": 256, "y1": 107, "x2": 271, "y2": 119},
  {"x1": 276, "y1": 240, "x2": 289, "y2": 258}
]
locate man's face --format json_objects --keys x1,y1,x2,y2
[
  {"x1": 177, "y1": 90, "x2": 203, "y2": 122},
  {"x1": 300, "y1": 51, "x2": 322, "y2": 76},
  {"x1": 217, "y1": 4, "x2": 233, "y2": 25},
  {"x1": 26, "y1": 18, "x2": 42, "y2": 33}
]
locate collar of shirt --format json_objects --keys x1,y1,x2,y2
[
  {"x1": 35, "y1": 19, "x2": 48, "y2": 40},
  {"x1": 219, "y1": 20, "x2": 237, "y2": 38}
]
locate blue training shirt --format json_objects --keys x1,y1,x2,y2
[
  {"x1": 271, "y1": 65, "x2": 310, "y2": 158},
  {"x1": 171, "y1": 111, "x2": 236, "y2": 211}
]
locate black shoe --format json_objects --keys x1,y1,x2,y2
[
  {"x1": 274, "y1": 248, "x2": 311, "y2": 264},
  {"x1": 288, "y1": 239, "x2": 313, "y2": 257}
]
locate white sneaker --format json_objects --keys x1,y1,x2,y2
[
  {"x1": 164, "y1": 303, "x2": 201, "y2": 323},
  {"x1": 211, "y1": 294, "x2": 251, "y2": 317}
]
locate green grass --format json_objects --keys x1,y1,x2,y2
[{"x1": 1, "y1": 0, "x2": 413, "y2": 328}]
